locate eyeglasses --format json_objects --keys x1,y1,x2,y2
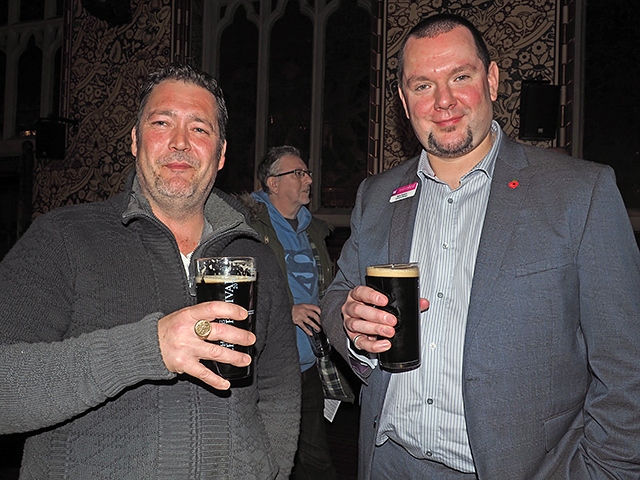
[{"x1": 271, "y1": 169, "x2": 313, "y2": 179}]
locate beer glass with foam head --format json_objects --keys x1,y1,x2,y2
[
  {"x1": 195, "y1": 256, "x2": 257, "y2": 381},
  {"x1": 365, "y1": 263, "x2": 420, "y2": 372}
]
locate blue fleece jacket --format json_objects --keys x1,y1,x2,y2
[{"x1": 252, "y1": 191, "x2": 318, "y2": 372}]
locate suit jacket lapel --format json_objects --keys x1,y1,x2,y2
[
  {"x1": 378, "y1": 142, "x2": 530, "y2": 356},
  {"x1": 366, "y1": 159, "x2": 421, "y2": 390},
  {"x1": 388, "y1": 161, "x2": 421, "y2": 264},
  {"x1": 465, "y1": 138, "x2": 530, "y2": 342}
]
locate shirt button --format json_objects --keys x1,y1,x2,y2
[
  {"x1": 442, "y1": 243, "x2": 449, "y2": 249},
  {"x1": 437, "y1": 292, "x2": 443, "y2": 298},
  {"x1": 427, "y1": 398, "x2": 434, "y2": 405},
  {"x1": 447, "y1": 198, "x2": 453, "y2": 204},
  {"x1": 430, "y1": 342, "x2": 436, "y2": 350},
  {"x1": 426, "y1": 451, "x2": 433, "y2": 457}
]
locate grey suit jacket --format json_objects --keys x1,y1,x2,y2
[{"x1": 322, "y1": 136, "x2": 640, "y2": 479}]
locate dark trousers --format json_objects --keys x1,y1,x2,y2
[
  {"x1": 371, "y1": 438, "x2": 478, "y2": 480},
  {"x1": 290, "y1": 364, "x2": 337, "y2": 480}
]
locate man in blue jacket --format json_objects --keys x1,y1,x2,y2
[{"x1": 241, "y1": 145, "x2": 337, "y2": 480}]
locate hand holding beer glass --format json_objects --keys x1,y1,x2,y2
[
  {"x1": 364, "y1": 263, "x2": 421, "y2": 372},
  {"x1": 195, "y1": 257, "x2": 257, "y2": 381}
]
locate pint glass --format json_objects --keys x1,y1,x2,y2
[
  {"x1": 365, "y1": 263, "x2": 420, "y2": 373},
  {"x1": 195, "y1": 256, "x2": 257, "y2": 381}
]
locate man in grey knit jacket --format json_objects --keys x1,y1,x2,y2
[{"x1": 0, "y1": 63, "x2": 301, "y2": 479}]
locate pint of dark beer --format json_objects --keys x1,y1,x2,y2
[
  {"x1": 195, "y1": 257, "x2": 257, "y2": 381},
  {"x1": 365, "y1": 263, "x2": 420, "y2": 373}
]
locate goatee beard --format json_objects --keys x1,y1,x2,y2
[{"x1": 427, "y1": 127, "x2": 474, "y2": 158}]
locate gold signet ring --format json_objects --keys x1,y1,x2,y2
[{"x1": 194, "y1": 320, "x2": 212, "y2": 339}]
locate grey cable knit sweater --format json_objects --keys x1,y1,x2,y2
[{"x1": 0, "y1": 175, "x2": 301, "y2": 479}]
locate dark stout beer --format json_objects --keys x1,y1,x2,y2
[
  {"x1": 365, "y1": 263, "x2": 420, "y2": 373},
  {"x1": 195, "y1": 257, "x2": 257, "y2": 381}
]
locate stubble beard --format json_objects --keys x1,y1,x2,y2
[
  {"x1": 146, "y1": 152, "x2": 216, "y2": 218},
  {"x1": 155, "y1": 174, "x2": 197, "y2": 200},
  {"x1": 426, "y1": 126, "x2": 474, "y2": 159}
]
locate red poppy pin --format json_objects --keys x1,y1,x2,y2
[{"x1": 508, "y1": 180, "x2": 519, "y2": 189}]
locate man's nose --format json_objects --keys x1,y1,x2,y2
[
  {"x1": 170, "y1": 126, "x2": 190, "y2": 151},
  {"x1": 434, "y1": 85, "x2": 456, "y2": 110}
]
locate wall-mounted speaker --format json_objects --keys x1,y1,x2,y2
[
  {"x1": 519, "y1": 81, "x2": 561, "y2": 141},
  {"x1": 36, "y1": 119, "x2": 66, "y2": 160},
  {"x1": 81, "y1": 0, "x2": 133, "y2": 26}
]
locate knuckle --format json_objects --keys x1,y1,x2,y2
[
  {"x1": 208, "y1": 321, "x2": 228, "y2": 338},
  {"x1": 204, "y1": 341, "x2": 225, "y2": 359}
]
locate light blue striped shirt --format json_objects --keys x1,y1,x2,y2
[{"x1": 376, "y1": 121, "x2": 502, "y2": 473}]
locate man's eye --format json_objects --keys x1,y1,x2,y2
[
  {"x1": 193, "y1": 127, "x2": 209, "y2": 134},
  {"x1": 415, "y1": 84, "x2": 428, "y2": 91},
  {"x1": 455, "y1": 74, "x2": 470, "y2": 82}
]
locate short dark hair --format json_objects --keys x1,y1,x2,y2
[
  {"x1": 135, "y1": 62, "x2": 229, "y2": 146},
  {"x1": 397, "y1": 13, "x2": 491, "y2": 85},
  {"x1": 256, "y1": 145, "x2": 301, "y2": 194}
]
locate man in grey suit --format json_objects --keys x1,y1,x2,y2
[{"x1": 322, "y1": 13, "x2": 640, "y2": 480}]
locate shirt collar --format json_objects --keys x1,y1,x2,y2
[{"x1": 417, "y1": 120, "x2": 502, "y2": 182}]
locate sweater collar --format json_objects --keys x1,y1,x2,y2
[{"x1": 120, "y1": 172, "x2": 258, "y2": 243}]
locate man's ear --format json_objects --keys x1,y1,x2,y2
[
  {"x1": 217, "y1": 141, "x2": 227, "y2": 171},
  {"x1": 266, "y1": 175, "x2": 278, "y2": 194},
  {"x1": 487, "y1": 61, "x2": 500, "y2": 102},
  {"x1": 131, "y1": 127, "x2": 138, "y2": 157},
  {"x1": 398, "y1": 85, "x2": 410, "y2": 119}
]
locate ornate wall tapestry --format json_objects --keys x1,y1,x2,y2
[
  {"x1": 33, "y1": 0, "x2": 173, "y2": 214},
  {"x1": 31, "y1": 0, "x2": 561, "y2": 213},
  {"x1": 376, "y1": 0, "x2": 559, "y2": 172}
]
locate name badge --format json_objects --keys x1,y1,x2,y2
[{"x1": 390, "y1": 182, "x2": 418, "y2": 203}]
